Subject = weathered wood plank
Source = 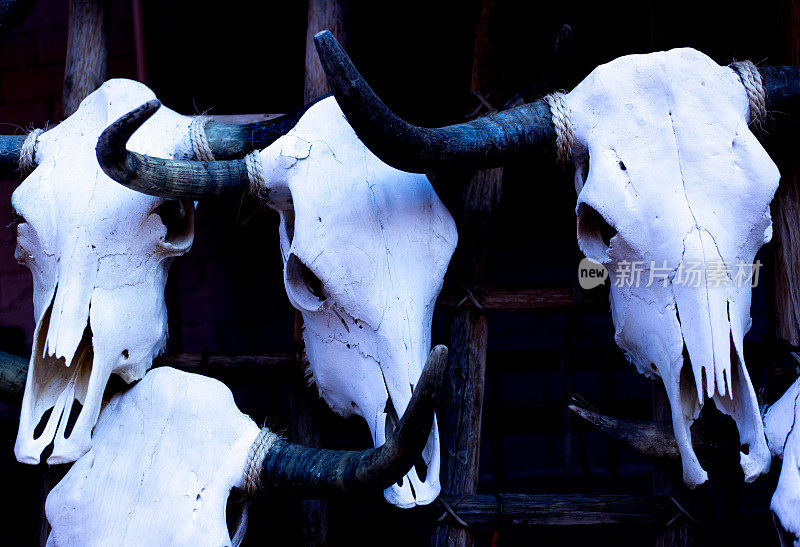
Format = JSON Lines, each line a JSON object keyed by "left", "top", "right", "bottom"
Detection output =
{"left": 62, "top": 0, "right": 108, "bottom": 118}
{"left": 773, "top": 0, "right": 800, "bottom": 345}
{"left": 426, "top": 493, "right": 670, "bottom": 527}
{"left": 441, "top": 286, "right": 607, "bottom": 311}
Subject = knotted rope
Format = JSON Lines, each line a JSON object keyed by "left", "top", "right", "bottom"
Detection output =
{"left": 189, "top": 115, "right": 215, "bottom": 161}
{"left": 241, "top": 426, "right": 280, "bottom": 496}
{"left": 730, "top": 60, "right": 766, "bottom": 128}
{"left": 245, "top": 150, "right": 268, "bottom": 202}
{"left": 19, "top": 128, "right": 42, "bottom": 178}
{"left": 544, "top": 91, "right": 574, "bottom": 165}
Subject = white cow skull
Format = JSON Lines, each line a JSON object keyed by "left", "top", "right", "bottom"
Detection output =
{"left": 45, "top": 367, "right": 258, "bottom": 547}
{"left": 569, "top": 48, "right": 777, "bottom": 487}
{"left": 765, "top": 376, "right": 800, "bottom": 546}
{"left": 13, "top": 79, "right": 195, "bottom": 464}
{"left": 46, "top": 349, "right": 447, "bottom": 545}
{"left": 96, "top": 96, "right": 458, "bottom": 509}
{"left": 262, "top": 98, "right": 457, "bottom": 507}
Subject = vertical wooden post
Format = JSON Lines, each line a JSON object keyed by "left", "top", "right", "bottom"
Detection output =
{"left": 303, "top": 0, "right": 345, "bottom": 103}
{"left": 433, "top": 2, "right": 502, "bottom": 546}
{"left": 62, "top": 0, "right": 109, "bottom": 118}
{"left": 772, "top": 0, "right": 800, "bottom": 345}
{"left": 286, "top": 2, "right": 346, "bottom": 545}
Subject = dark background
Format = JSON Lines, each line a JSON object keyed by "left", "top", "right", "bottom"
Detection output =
{"left": 0, "top": 0, "right": 796, "bottom": 545}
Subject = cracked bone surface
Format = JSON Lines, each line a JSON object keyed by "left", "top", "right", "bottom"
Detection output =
{"left": 568, "top": 48, "right": 777, "bottom": 488}
{"left": 13, "top": 79, "right": 195, "bottom": 465}
{"left": 45, "top": 367, "right": 258, "bottom": 547}
{"left": 765, "top": 377, "right": 800, "bottom": 546}
{"left": 254, "top": 97, "right": 457, "bottom": 508}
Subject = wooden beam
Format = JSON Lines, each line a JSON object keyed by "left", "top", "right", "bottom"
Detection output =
{"left": 772, "top": 0, "right": 800, "bottom": 345}
{"left": 426, "top": 493, "right": 670, "bottom": 527}
{"left": 303, "top": 0, "right": 345, "bottom": 103}
{"left": 441, "top": 286, "right": 607, "bottom": 311}
{"left": 62, "top": 0, "right": 108, "bottom": 118}
{"left": 152, "top": 351, "right": 294, "bottom": 371}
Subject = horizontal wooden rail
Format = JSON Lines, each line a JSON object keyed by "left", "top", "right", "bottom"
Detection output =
{"left": 418, "top": 494, "right": 670, "bottom": 527}
{"left": 441, "top": 286, "right": 608, "bottom": 311}
{"left": 153, "top": 352, "right": 295, "bottom": 371}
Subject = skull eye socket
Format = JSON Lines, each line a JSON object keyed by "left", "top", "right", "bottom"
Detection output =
{"left": 577, "top": 203, "right": 617, "bottom": 260}
{"left": 154, "top": 200, "right": 194, "bottom": 251}
{"left": 285, "top": 253, "right": 327, "bottom": 310}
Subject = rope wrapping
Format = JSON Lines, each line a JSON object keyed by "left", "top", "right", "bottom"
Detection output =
{"left": 730, "top": 60, "right": 767, "bottom": 128}
{"left": 544, "top": 92, "right": 574, "bottom": 165}
{"left": 189, "top": 115, "right": 215, "bottom": 161}
{"left": 245, "top": 151, "right": 268, "bottom": 202}
{"left": 19, "top": 128, "right": 42, "bottom": 178}
{"left": 241, "top": 427, "right": 280, "bottom": 496}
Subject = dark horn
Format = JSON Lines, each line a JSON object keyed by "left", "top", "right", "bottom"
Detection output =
{"left": 569, "top": 404, "right": 680, "bottom": 459}
{"left": 202, "top": 95, "right": 328, "bottom": 159}
{"left": 759, "top": 66, "right": 800, "bottom": 119}
{"left": 0, "top": 350, "right": 28, "bottom": 407}
{"left": 313, "top": 30, "right": 556, "bottom": 174}
{"left": 0, "top": 134, "right": 27, "bottom": 180}
{"left": 96, "top": 100, "right": 251, "bottom": 199}
{"left": 259, "top": 345, "right": 448, "bottom": 494}
{"left": 569, "top": 403, "right": 741, "bottom": 460}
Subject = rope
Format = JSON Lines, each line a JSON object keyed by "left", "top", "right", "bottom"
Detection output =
{"left": 245, "top": 151, "right": 268, "bottom": 202}
{"left": 544, "top": 91, "right": 574, "bottom": 165}
{"left": 241, "top": 426, "right": 280, "bottom": 496}
{"left": 19, "top": 128, "right": 42, "bottom": 178}
{"left": 730, "top": 60, "right": 766, "bottom": 128}
{"left": 189, "top": 115, "right": 215, "bottom": 161}
{"left": 455, "top": 286, "right": 485, "bottom": 310}
{"left": 436, "top": 497, "right": 470, "bottom": 528}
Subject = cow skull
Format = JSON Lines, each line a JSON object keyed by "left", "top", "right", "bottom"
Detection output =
{"left": 568, "top": 48, "right": 776, "bottom": 487}
{"left": 268, "top": 98, "right": 457, "bottom": 508}
{"left": 311, "top": 35, "right": 796, "bottom": 491}
{"left": 12, "top": 79, "right": 196, "bottom": 465}
{"left": 96, "top": 96, "right": 458, "bottom": 509}
{"left": 46, "top": 350, "right": 446, "bottom": 545}
{"left": 45, "top": 367, "right": 258, "bottom": 546}
{"left": 765, "top": 376, "right": 800, "bottom": 546}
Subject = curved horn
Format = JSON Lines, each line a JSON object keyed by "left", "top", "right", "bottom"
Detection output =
{"left": 315, "top": 29, "right": 800, "bottom": 173}
{"left": 202, "top": 95, "right": 328, "bottom": 159}
{"left": 0, "top": 134, "right": 26, "bottom": 179}
{"left": 759, "top": 66, "right": 800, "bottom": 118}
{"left": 96, "top": 100, "right": 251, "bottom": 199}
{"left": 313, "top": 30, "right": 556, "bottom": 174}
{"left": 258, "top": 345, "right": 447, "bottom": 494}
{"left": 569, "top": 402, "right": 740, "bottom": 460}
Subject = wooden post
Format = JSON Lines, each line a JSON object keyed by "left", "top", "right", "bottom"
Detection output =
{"left": 303, "top": 0, "right": 345, "bottom": 104}
{"left": 433, "top": 2, "right": 503, "bottom": 546}
{"left": 772, "top": 0, "right": 800, "bottom": 345}
{"left": 286, "top": 2, "right": 346, "bottom": 544}
{"left": 62, "top": 0, "right": 109, "bottom": 118}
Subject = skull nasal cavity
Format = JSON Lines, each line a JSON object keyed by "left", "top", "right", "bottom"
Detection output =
{"left": 578, "top": 203, "right": 617, "bottom": 255}
{"left": 295, "top": 256, "right": 324, "bottom": 299}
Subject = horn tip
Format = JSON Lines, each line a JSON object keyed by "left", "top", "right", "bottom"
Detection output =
{"left": 313, "top": 29, "right": 333, "bottom": 43}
